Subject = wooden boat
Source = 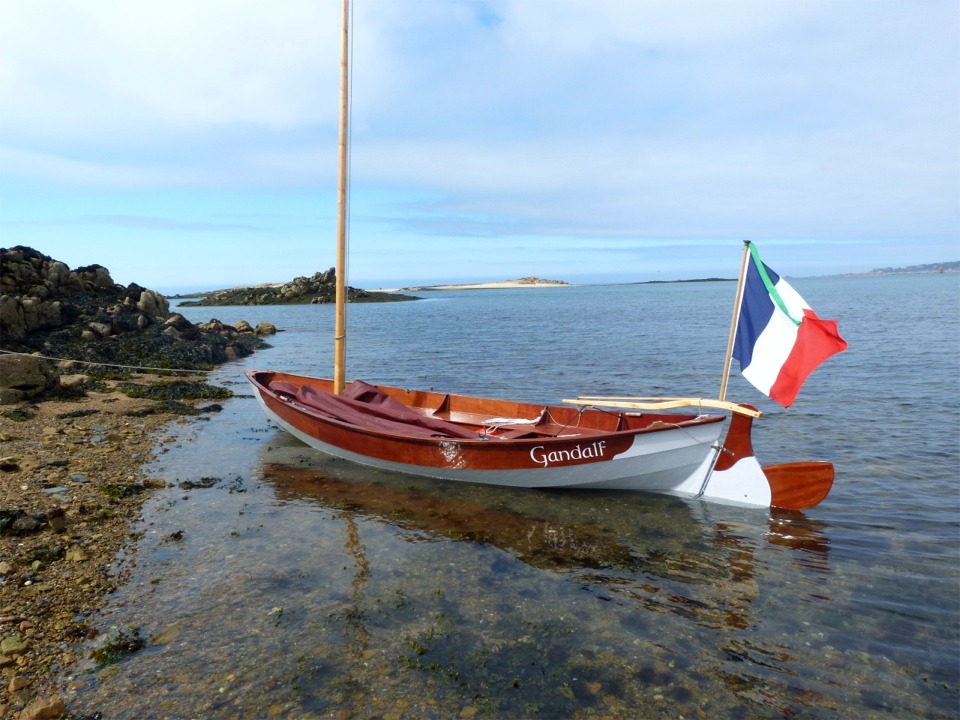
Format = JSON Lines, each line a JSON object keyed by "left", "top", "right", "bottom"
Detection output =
{"left": 245, "top": 0, "right": 838, "bottom": 511}
{"left": 246, "top": 370, "right": 833, "bottom": 509}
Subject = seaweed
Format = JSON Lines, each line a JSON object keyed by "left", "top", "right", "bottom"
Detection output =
{"left": 90, "top": 626, "right": 145, "bottom": 667}
{"left": 101, "top": 482, "right": 147, "bottom": 499}
{"left": 1, "top": 406, "right": 37, "bottom": 422}
{"left": 118, "top": 380, "right": 233, "bottom": 402}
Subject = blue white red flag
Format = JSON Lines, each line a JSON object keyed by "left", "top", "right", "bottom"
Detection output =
{"left": 732, "top": 244, "right": 847, "bottom": 407}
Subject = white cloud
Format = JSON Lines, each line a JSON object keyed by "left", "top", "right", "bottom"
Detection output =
{"left": 0, "top": 0, "right": 956, "bottom": 274}
{"left": 0, "top": 0, "right": 336, "bottom": 140}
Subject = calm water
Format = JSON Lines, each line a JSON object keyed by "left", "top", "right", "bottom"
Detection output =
{"left": 62, "top": 275, "right": 959, "bottom": 719}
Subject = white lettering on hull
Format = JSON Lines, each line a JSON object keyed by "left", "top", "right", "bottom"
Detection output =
{"left": 530, "top": 441, "right": 608, "bottom": 468}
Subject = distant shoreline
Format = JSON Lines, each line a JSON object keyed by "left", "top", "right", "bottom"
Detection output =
{"left": 635, "top": 277, "right": 734, "bottom": 285}
{"left": 169, "top": 265, "right": 959, "bottom": 299}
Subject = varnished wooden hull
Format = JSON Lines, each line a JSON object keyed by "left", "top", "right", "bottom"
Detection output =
{"left": 246, "top": 370, "right": 724, "bottom": 492}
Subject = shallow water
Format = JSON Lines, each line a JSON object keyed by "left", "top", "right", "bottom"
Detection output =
{"left": 62, "top": 275, "right": 959, "bottom": 718}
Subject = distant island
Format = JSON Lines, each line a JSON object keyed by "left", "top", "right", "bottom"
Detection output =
{"left": 176, "top": 268, "right": 419, "bottom": 306}
{"left": 395, "top": 276, "right": 571, "bottom": 292}
{"left": 169, "top": 260, "right": 959, "bottom": 308}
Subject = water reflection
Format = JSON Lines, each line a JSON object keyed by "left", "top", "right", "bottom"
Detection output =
{"left": 67, "top": 436, "right": 879, "bottom": 720}
{"left": 262, "top": 461, "right": 833, "bottom": 669}
{"left": 259, "top": 460, "right": 850, "bottom": 718}
{"left": 767, "top": 510, "right": 831, "bottom": 562}
{"left": 342, "top": 513, "right": 371, "bottom": 667}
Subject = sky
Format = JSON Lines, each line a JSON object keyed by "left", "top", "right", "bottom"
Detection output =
{"left": 0, "top": 0, "right": 957, "bottom": 294}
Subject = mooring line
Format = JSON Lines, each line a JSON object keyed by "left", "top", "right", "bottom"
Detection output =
{"left": 0, "top": 348, "right": 214, "bottom": 375}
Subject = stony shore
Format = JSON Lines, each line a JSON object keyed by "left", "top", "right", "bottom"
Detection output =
{"left": 0, "top": 373, "right": 210, "bottom": 720}
{"left": 0, "top": 246, "right": 274, "bottom": 718}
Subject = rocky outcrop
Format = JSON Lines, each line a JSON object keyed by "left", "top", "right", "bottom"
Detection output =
{"left": 0, "top": 246, "right": 273, "bottom": 403}
{"left": 0, "top": 247, "right": 170, "bottom": 343}
{"left": 179, "top": 268, "right": 418, "bottom": 306}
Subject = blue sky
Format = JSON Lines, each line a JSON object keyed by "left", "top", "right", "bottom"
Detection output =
{"left": 1, "top": 0, "right": 957, "bottom": 294}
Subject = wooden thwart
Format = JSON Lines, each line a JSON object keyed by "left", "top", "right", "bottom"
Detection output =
{"left": 563, "top": 396, "right": 763, "bottom": 418}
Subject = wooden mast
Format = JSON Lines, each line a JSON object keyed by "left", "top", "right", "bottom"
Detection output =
{"left": 333, "top": 0, "right": 350, "bottom": 394}
{"left": 718, "top": 240, "right": 752, "bottom": 402}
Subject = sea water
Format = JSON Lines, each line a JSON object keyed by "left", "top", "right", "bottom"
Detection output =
{"left": 62, "top": 274, "right": 959, "bottom": 719}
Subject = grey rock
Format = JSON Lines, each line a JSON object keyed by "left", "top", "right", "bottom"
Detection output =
{"left": 0, "top": 354, "right": 58, "bottom": 404}
{"left": 10, "top": 516, "right": 42, "bottom": 533}
{"left": 0, "top": 636, "right": 28, "bottom": 656}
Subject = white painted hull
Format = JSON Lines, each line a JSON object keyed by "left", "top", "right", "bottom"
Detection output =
{"left": 255, "top": 390, "right": 724, "bottom": 494}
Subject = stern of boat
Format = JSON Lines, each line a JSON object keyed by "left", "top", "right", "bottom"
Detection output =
{"left": 702, "top": 409, "right": 834, "bottom": 510}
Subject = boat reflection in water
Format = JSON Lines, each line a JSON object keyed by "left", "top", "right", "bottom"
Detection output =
{"left": 263, "top": 456, "right": 829, "bottom": 629}
{"left": 259, "top": 457, "right": 833, "bottom": 716}
{"left": 65, "top": 437, "right": 837, "bottom": 720}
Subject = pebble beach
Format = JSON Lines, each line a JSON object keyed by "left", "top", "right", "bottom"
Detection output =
{"left": 0, "top": 374, "right": 205, "bottom": 719}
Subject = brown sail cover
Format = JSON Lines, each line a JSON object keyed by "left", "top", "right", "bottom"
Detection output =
{"left": 268, "top": 379, "right": 480, "bottom": 440}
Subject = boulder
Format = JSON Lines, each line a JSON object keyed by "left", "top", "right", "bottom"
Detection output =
{"left": 87, "top": 321, "right": 113, "bottom": 338}
{"left": 0, "top": 295, "right": 25, "bottom": 339}
{"left": 136, "top": 288, "right": 169, "bottom": 320}
{"left": 0, "top": 353, "right": 58, "bottom": 404}
{"left": 19, "top": 694, "right": 67, "bottom": 720}
{"left": 59, "top": 374, "right": 90, "bottom": 390}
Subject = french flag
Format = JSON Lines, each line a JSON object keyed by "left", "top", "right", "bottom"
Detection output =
{"left": 733, "top": 246, "right": 847, "bottom": 407}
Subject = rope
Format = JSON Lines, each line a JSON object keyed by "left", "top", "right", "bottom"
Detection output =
{"left": 550, "top": 405, "right": 585, "bottom": 435}
{"left": 0, "top": 349, "right": 213, "bottom": 375}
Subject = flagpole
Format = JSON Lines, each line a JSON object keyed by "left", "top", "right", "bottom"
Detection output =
{"left": 719, "top": 240, "right": 753, "bottom": 402}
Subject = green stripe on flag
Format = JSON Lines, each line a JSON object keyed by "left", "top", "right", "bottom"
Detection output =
{"left": 748, "top": 243, "right": 801, "bottom": 326}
